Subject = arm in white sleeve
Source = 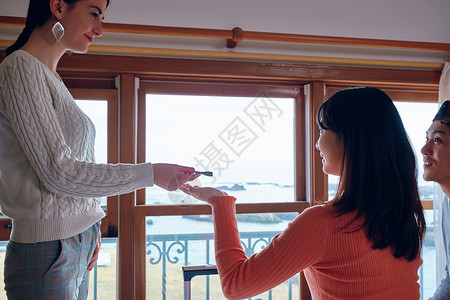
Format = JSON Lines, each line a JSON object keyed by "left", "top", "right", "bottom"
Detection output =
{"left": 0, "top": 54, "right": 153, "bottom": 198}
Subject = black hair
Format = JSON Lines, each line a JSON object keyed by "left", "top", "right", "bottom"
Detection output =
{"left": 5, "top": 0, "right": 110, "bottom": 56}
{"left": 317, "top": 86, "right": 425, "bottom": 261}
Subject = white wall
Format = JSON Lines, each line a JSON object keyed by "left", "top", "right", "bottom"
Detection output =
{"left": 2, "top": 0, "right": 450, "bottom": 43}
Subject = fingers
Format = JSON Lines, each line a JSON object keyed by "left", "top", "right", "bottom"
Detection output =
{"left": 180, "top": 184, "right": 202, "bottom": 199}
{"left": 179, "top": 184, "right": 197, "bottom": 195}
{"left": 87, "top": 240, "right": 100, "bottom": 271}
{"left": 167, "top": 172, "right": 200, "bottom": 191}
{"left": 176, "top": 165, "right": 195, "bottom": 174}
{"left": 177, "top": 167, "right": 203, "bottom": 183}
{"left": 185, "top": 173, "right": 201, "bottom": 182}
{"left": 154, "top": 163, "right": 215, "bottom": 192}
{"left": 180, "top": 184, "right": 228, "bottom": 202}
{"left": 176, "top": 166, "right": 211, "bottom": 176}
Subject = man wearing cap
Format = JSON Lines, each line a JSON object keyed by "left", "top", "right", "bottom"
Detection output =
{"left": 422, "top": 100, "right": 450, "bottom": 299}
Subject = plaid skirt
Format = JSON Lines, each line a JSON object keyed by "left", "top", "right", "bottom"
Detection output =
{"left": 4, "top": 223, "right": 100, "bottom": 300}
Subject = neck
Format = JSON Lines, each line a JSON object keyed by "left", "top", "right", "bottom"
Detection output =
{"left": 20, "top": 22, "right": 66, "bottom": 77}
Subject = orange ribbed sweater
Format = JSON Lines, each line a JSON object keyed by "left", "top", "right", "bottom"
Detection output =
{"left": 209, "top": 196, "right": 422, "bottom": 300}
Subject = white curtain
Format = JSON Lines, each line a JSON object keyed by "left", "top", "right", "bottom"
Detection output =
{"left": 435, "top": 62, "right": 450, "bottom": 283}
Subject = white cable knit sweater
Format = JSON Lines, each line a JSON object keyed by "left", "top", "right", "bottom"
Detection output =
{"left": 0, "top": 50, "right": 154, "bottom": 243}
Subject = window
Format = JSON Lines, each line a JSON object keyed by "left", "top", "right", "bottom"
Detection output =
{"left": 136, "top": 81, "right": 306, "bottom": 298}
{"left": 145, "top": 94, "right": 295, "bottom": 205}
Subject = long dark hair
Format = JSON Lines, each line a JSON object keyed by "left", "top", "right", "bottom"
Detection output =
{"left": 317, "top": 86, "right": 425, "bottom": 261}
{"left": 5, "top": 0, "right": 110, "bottom": 56}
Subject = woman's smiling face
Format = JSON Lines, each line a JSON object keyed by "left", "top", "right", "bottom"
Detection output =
{"left": 421, "top": 121, "right": 450, "bottom": 188}
{"left": 57, "top": 0, "right": 107, "bottom": 53}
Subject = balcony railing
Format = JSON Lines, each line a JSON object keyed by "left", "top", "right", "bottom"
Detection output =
{"left": 146, "top": 231, "right": 299, "bottom": 299}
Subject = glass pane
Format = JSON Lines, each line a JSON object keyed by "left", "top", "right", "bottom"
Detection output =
{"left": 75, "top": 100, "right": 108, "bottom": 164}
{"left": 75, "top": 99, "right": 108, "bottom": 207}
{"left": 145, "top": 94, "right": 295, "bottom": 204}
{"left": 395, "top": 102, "right": 437, "bottom": 200}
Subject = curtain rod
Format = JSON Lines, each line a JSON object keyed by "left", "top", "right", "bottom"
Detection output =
{"left": 1, "top": 16, "right": 449, "bottom": 52}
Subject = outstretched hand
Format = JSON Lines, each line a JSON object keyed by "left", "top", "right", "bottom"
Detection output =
{"left": 153, "top": 163, "right": 200, "bottom": 191}
{"left": 179, "top": 184, "right": 228, "bottom": 202}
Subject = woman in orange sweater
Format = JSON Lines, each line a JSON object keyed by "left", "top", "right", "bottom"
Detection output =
{"left": 181, "top": 86, "right": 426, "bottom": 300}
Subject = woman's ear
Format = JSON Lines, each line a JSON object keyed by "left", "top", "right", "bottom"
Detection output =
{"left": 49, "top": 0, "right": 64, "bottom": 19}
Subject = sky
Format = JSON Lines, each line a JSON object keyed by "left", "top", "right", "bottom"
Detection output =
{"left": 145, "top": 95, "right": 294, "bottom": 169}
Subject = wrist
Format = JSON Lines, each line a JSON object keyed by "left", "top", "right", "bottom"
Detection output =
{"left": 207, "top": 195, "right": 236, "bottom": 205}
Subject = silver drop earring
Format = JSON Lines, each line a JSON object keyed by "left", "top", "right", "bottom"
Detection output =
{"left": 52, "top": 21, "right": 65, "bottom": 42}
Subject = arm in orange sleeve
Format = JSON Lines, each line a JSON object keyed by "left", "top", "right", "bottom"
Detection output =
{"left": 208, "top": 196, "right": 330, "bottom": 299}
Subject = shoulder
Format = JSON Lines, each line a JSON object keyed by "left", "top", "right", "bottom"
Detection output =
{"left": 0, "top": 50, "right": 38, "bottom": 78}
{"left": 0, "top": 51, "right": 48, "bottom": 90}
{"left": 289, "top": 204, "right": 333, "bottom": 229}
{"left": 301, "top": 204, "right": 333, "bottom": 219}
{"left": 279, "top": 205, "right": 332, "bottom": 245}
{"left": 2, "top": 50, "right": 45, "bottom": 74}
{"left": 1, "top": 50, "right": 31, "bottom": 67}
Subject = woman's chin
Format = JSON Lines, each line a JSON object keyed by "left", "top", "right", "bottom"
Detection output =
{"left": 323, "top": 166, "right": 339, "bottom": 176}
{"left": 69, "top": 45, "right": 89, "bottom": 54}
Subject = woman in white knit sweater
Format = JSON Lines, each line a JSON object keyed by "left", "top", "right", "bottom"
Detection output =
{"left": 0, "top": 0, "right": 199, "bottom": 299}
